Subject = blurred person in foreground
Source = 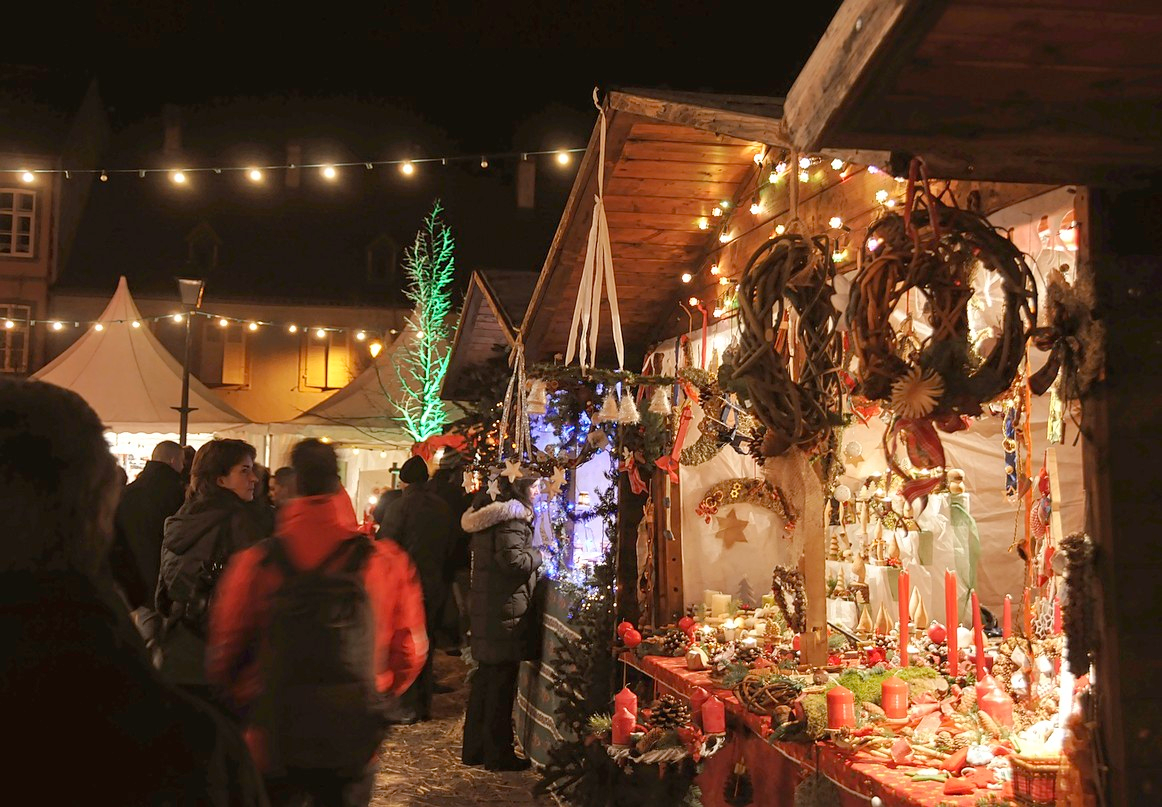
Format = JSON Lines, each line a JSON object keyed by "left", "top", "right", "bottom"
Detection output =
{"left": 0, "top": 377, "right": 266, "bottom": 805}
{"left": 269, "top": 466, "right": 297, "bottom": 510}
{"left": 209, "top": 439, "right": 428, "bottom": 806}
{"left": 157, "top": 438, "right": 262, "bottom": 703}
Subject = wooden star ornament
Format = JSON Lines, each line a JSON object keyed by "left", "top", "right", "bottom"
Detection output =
{"left": 715, "top": 508, "right": 749, "bottom": 548}
{"left": 462, "top": 469, "right": 476, "bottom": 493}
{"left": 548, "top": 466, "right": 567, "bottom": 496}
{"left": 486, "top": 478, "right": 501, "bottom": 500}
{"left": 500, "top": 458, "right": 524, "bottom": 483}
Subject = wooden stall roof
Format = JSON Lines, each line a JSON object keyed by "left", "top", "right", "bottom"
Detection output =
{"left": 443, "top": 270, "right": 538, "bottom": 400}
{"left": 783, "top": 0, "right": 1162, "bottom": 184}
{"left": 520, "top": 88, "right": 772, "bottom": 364}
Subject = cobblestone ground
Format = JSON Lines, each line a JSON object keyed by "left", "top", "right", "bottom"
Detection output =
{"left": 370, "top": 651, "right": 553, "bottom": 807}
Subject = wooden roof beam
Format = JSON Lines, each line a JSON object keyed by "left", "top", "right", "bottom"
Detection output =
{"left": 607, "top": 88, "right": 790, "bottom": 148}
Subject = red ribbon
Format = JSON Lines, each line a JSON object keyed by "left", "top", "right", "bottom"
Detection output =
{"left": 655, "top": 405, "right": 693, "bottom": 483}
{"left": 620, "top": 454, "right": 647, "bottom": 495}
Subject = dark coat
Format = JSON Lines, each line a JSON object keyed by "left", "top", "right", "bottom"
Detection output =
{"left": 462, "top": 498, "right": 542, "bottom": 664}
{"left": 377, "top": 483, "right": 454, "bottom": 621}
{"left": 112, "top": 461, "right": 186, "bottom": 610}
{"left": 157, "top": 489, "right": 261, "bottom": 686}
{"left": 0, "top": 570, "right": 267, "bottom": 806}
{"left": 429, "top": 472, "right": 473, "bottom": 575}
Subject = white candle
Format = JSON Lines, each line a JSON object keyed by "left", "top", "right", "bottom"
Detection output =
{"left": 711, "top": 593, "right": 732, "bottom": 617}
{"left": 704, "top": 589, "right": 721, "bottom": 611}
{"left": 723, "top": 618, "right": 738, "bottom": 642}
{"left": 742, "top": 636, "right": 757, "bottom": 647}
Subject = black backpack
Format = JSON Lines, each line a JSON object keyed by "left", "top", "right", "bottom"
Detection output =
{"left": 250, "top": 535, "right": 386, "bottom": 776}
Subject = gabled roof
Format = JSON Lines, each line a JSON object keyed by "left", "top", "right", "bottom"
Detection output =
{"left": 442, "top": 270, "right": 537, "bottom": 400}
{"left": 32, "top": 276, "right": 251, "bottom": 433}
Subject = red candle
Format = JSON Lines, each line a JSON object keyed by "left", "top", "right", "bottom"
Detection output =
{"left": 614, "top": 686, "right": 638, "bottom": 719}
{"left": 945, "top": 570, "right": 958, "bottom": 675}
{"left": 611, "top": 707, "right": 635, "bottom": 745}
{"left": 1022, "top": 588, "right": 1031, "bottom": 637}
{"left": 881, "top": 676, "right": 908, "bottom": 719}
{"left": 1053, "top": 596, "right": 1063, "bottom": 635}
{"left": 898, "top": 570, "right": 910, "bottom": 667}
{"left": 980, "top": 687, "right": 1015, "bottom": 728}
{"left": 702, "top": 695, "right": 726, "bottom": 734}
{"left": 1002, "top": 594, "right": 1012, "bottom": 640}
{"left": 826, "top": 684, "right": 856, "bottom": 729}
{"left": 689, "top": 686, "right": 710, "bottom": 722}
{"left": 971, "top": 590, "right": 985, "bottom": 680}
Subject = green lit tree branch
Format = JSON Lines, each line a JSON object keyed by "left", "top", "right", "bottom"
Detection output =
{"left": 393, "top": 200, "right": 455, "bottom": 442}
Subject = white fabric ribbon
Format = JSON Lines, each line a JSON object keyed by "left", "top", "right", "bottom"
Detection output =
{"left": 565, "top": 89, "right": 624, "bottom": 371}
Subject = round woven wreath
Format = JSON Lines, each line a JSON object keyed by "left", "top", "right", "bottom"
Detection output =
{"left": 770, "top": 565, "right": 807, "bottom": 634}
{"left": 734, "top": 671, "right": 803, "bottom": 716}
{"left": 847, "top": 162, "right": 1037, "bottom": 423}
{"left": 729, "top": 232, "right": 843, "bottom": 457}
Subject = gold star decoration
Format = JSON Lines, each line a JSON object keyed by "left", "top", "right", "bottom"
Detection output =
{"left": 486, "top": 478, "right": 501, "bottom": 500}
{"left": 462, "top": 470, "right": 476, "bottom": 493}
{"left": 500, "top": 458, "right": 524, "bottom": 483}
{"left": 548, "top": 466, "right": 567, "bottom": 496}
{"left": 715, "top": 508, "right": 749, "bottom": 548}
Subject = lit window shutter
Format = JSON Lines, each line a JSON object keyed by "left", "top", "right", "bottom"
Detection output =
{"left": 202, "top": 326, "right": 224, "bottom": 384}
{"left": 326, "top": 332, "right": 351, "bottom": 387}
{"left": 305, "top": 337, "right": 327, "bottom": 388}
{"left": 222, "top": 329, "right": 247, "bottom": 386}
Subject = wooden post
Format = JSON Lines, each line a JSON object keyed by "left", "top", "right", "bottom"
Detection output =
{"left": 1078, "top": 181, "right": 1162, "bottom": 806}
{"left": 654, "top": 473, "right": 685, "bottom": 624}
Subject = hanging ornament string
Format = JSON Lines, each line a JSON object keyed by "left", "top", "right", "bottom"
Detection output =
{"left": 564, "top": 88, "right": 625, "bottom": 371}
{"left": 497, "top": 340, "right": 534, "bottom": 466}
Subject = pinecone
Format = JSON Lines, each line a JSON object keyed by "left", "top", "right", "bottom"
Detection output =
{"left": 635, "top": 727, "right": 667, "bottom": 754}
{"left": 953, "top": 733, "right": 976, "bottom": 750}
{"left": 735, "top": 645, "right": 762, "bottom": 665}
{"left": 648, "top": 694, "right": 691, "bottom": 730}
{"left": 956, "top": 686, "right": 977, "bottom": 714}
{"left": 935, "top": 731, "right": 953, "bottom": 753}
{"left": 662, "top": 629, "right": 689, "bottom": 657}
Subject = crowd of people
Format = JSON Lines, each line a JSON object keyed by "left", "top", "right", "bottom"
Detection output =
{"left": 0, "top": 377, "right": 544, "bottom": 806}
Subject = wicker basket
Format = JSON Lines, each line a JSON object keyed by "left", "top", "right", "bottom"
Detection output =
{"left": 1010, "top": 754, "right": 1062, "bottom": 807}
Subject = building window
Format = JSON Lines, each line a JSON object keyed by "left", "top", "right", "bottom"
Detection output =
{"left": 0, "top": 190, "right": 36, "bottom": 257}
{"left": 201, "top": 324, "right": 248, "bottom": 386}
{"left": 300, "top": 331, "right": 352, "bottom": 390}
{"left": 0, "top": 303, "right": 31, "bottom": 373}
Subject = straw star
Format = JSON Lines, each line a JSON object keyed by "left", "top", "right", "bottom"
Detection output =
{"left": 501, "top": 458, "right": 524, "bottom": 483}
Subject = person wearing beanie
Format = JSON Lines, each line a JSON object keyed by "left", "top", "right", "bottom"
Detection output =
{"left": 377, "top": 453, "right": 455, "bottom": 723}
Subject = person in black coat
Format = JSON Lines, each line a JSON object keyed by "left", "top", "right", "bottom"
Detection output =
{"left": 157, "top": 438, "right": 262, "bottom": 704}
{"left": 460, "top": 473, "right": 542, "bottom": 771}
{"left": 377, "top": 455, "right": 454, "bottom": 723}
{"left": 111, "top": 441, "right": 187, "bottom": 611}
{"left": 0, "top": 377, "right": 267, "bottom": 806}
{"left": 429, "top": 449, "right": 474, "bottom": 651}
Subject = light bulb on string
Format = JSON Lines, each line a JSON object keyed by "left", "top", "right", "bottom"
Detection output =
{"left": 719, "top": 276, "right": 729, "bottom": 286}
{"left": 829, "top": 216, "right": 843, "bottom": 229}
{"left": 248, "top": 168, "right": 263, "bottom": 182}
{"left": 172, "top": 313, "right": 183, "bottom": 323}
{"left": 680, "top": 272, "right": 692, "bottom": 284}
{"left": 480, "top": 157, "right": 489, "bottom": 168}
{"left": 750, "top": 201, "right": 762, "bottom": 215}
{"left": 798, "top": 169, "right": 809, "bottom": 182}
{"left": 753, "top": 149, "right": 765, "bottom": 165}
{"left": 867, "top": 165, "right": 880, "bottom": 174}
{"left": 171, "top": 170, "right": 187, "bottom": 184}
{"left": 355, "top": 330, "right": 366, "bottom": 341}
{"left": 719, "top": 232, "right": 731, "bottom": 243}
{"left": 416, "top": 330, "right": 425, "bottom": 339}
{"left": 94, "top": 323, "right": 104, "bottom": 332}
{"left": 400, "top": 161, "right": 415, "bottom": 176}
{"left": 369, "top": 340, "right": 383, "bottom": 358}
{"left": 830, "top": 158, "right": 844, "bottom": 170}
{"left": 20, "top": 171, "right": 34, "bottom": 183}
{"left": 697, "top": 218, "right": 709, "bottom": 230}
{"left": 248, "top": 322, "right": 259, "bottom": 331}
{"left": 322, "top": 165, "right": 337, "bottom": 180}
{"left": 218, "top": 318, "right": 229, "bottom": 328}
{"left": 713, "top": 307, "right": 723, "bottom": 317}
{"left": 866, "top": 237, "right": 882, "bottom": 252}
{"left": 315, "top": 328, "right": 326, "bottom": 339}
{"left": 688, "top": 296, "right": 699, "bottom": 307}
{"left": 712, "top": 206, "right": 723, "bottom": 217}
{"left": 288, "top": 324, "right": 298, "bottom": 333}
{"left": 131, "top": 320, "right": 141, "bottom": 328}
{"left": 876, "top": 189, "right": 889, "bottom": 203}
{"left": 99, "top": 171, "right": 108, "bottom": 182}
{"left": 798, "top": 156, "right": 811, "bottom": 169}
{"left": 555, "top": 150, "right": 571, "bottom": 165}
{"left": 52, "top": 321, "right": 63, "bottom": 331}
{"left": 4, "top": 320, "right": 13, "bottom": 329}
{"left": 775, "top": 224, "right": 786, "bottom": 235}
{"left": 710, "top": 264, "right": 720, "bottom": 276}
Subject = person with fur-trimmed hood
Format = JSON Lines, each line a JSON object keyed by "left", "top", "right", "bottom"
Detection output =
{"left": 460, "top": 472, "right": 542, "bottom": 771}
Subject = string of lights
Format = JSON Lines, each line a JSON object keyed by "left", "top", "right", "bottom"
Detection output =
{"left": 3, "top": 146, "right": 584, "bottom": 184}
{"left": 4, "top": 310, "right": 402, "bottom": 356}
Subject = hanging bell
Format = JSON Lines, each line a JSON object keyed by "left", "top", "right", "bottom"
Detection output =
{"left": 617, "top": 391, "right": 641, "bottom": 424}
{"left": 596, "top": 390, "right": 620, "bottom": 423}
{"left": 649, "top": 386, "right": 672, "bottom": 416}
{"left": 526, "top": 379, "right": 548, "bottom": 416}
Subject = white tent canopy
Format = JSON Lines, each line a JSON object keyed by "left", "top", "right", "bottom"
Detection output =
{"left": 33, "top": 276, "right": 251, "bottom": 433}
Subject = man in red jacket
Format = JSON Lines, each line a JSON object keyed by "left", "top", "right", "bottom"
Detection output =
{"left": 208, "top": 439, "right": 428, "bottom": 807}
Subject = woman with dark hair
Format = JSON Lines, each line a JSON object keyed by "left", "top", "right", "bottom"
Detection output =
{"left": 460, "top": 473, "right": 542, "bottom": 771}
{"left": 156, "top": 438, "right": 261, "bottom": 702}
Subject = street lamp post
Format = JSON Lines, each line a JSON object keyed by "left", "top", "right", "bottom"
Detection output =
{"left": 174, "top": 277, "right": 205, "bottom": 446}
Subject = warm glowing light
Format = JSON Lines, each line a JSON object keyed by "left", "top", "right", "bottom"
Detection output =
{"left": 322, "top": 165, "right": 337, "bottom": 180}
{"left": 799, "top": 156, "right": 811, "bottom": 169}
{"left": 713, "top": 308, "right": 723, "bottom": 317}
{"left": 798, "top": 169, "right": 809, "bottom": 182}
{"left": 355, "top": 330, "right": 366, "bottom": 341}
{"left": 775, "top": 224, "right": 786, "bottom": 235}
{"left": 248, "top": 322, "right": 259, "bottom": 331}
{"left": 680, "top": 272, "right": 692, "bottom": 283}
{"left": 886, "top": 199, "right": 897, "bottom": 209}
{"left": 720, "top": 201, "right": 730, "bottom": 209}
{"left": 400, "top": 161, "right": 416, "bottom": 175}
{"left": 368, "top": 495, "right": 378, "bottom": 506}
{"left": 719, "top": 276, "right": 729, "bottom": 286}
{"left": 99, "top": 171, "right": 108, "bottom": 182}
{"left": 867, "top": 165, "right": 880, "bottom": 175}
{"left": 479, "top": 157, "right": 489, "bottom": 168}
{"left": 170, "top": 170, "right": 188, "bottom": 184}
{"left": 829, "top": 216, "right": 843, "bottom": 229}
{"left": 369, "top": 340, "right": 383, "bottom": 358}
{"left": 832, "top": 249, "right": 848, "bottom": 263}
{"left": 315, "top": 328, "right": 326, "bottom": 339}
{"left": 416, "top": 330, "right": 425, "bottom": 339}
{"left": 750, "top": 202, "right": 762, "bottom": 215}
{"left": 94, "top": 323, "right": 104, "bottom": 332}
{"left": 775, "top": 161, "right": 788, "bottom": 175}
{"left": 51, "top": 321, "right": 63, "bottom": 331}
{"left": 876, "top": 189, "right": 889, "bottom": 203}
{"left": 288, "top": 324, "right": 298, "bottom": 333}
{"left": 831, "top": 158, "right": 844, "bottom": 170}
{"left": 555, "top": 150, "right": 571, "bottom": 165}
{"left": 379, "top": 451, "right": 387, "bottom": 458}
{"left": 710, "top": 264, "right": 720, "bottom": 275}
{"left": 894, "top": 176, "right": 906, "bottom": 183}
{"left": 753, "top": 151, "right": 764, "bottom": 164}
{"left": 866, "top": 237, "right": 882, "bottom": 251}
{"left": 172, "top": 313, "right": 183, "bottom": 323}
{"left": 3, "top": 320, "right": 13, "bottom": 329}
{"left": 353, "top": 448, "right": 360, "bottom": 455}
{"left": 131, "top": 320, "right": 141, "bottom": 328}
{"left": 320, "top": 436, "right": 331, "bottom": 444}
{"left": 697, "top": 218, "right": 709, "bottom": 230}
{"left": 20, "top": 171, "right": 34, "bottom": 183}
{"left": 719, "top": 232, "right": 730, "bottom": 243}
{"left": 712, "top": 206, "right": 723, "bottom": 217}
{"left": 248, "top": 168, "right": 263, "bottom": 182}
{"left": 688, "top": 297, "right": 699, "bottom": 307}
{"left": 218, "top": 318, "right": 229, "bottom": 328}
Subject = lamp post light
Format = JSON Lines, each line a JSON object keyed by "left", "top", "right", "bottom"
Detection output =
{"left": 174, "top": 277, "right": 205, "bottom": 446}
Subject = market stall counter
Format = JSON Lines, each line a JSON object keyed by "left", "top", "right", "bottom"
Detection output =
{"left": 622, "top": 652, "right": 1011, "bottom": 807}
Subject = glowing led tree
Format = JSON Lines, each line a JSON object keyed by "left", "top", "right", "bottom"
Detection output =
{"left": 393, "top": 201, "right": 455, "bottom": 441}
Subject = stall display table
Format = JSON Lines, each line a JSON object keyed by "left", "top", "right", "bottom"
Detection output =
{"left": 622, "top": 653, "right": 1008, "bottom": 807}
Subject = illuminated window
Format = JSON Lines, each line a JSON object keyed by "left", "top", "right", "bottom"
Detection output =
{"left": 0, "top": 190, "right": 36, "bottom": 257}
{"left": 300, "top": 330, "right": 352, "bottom": 391}
{"left": 201, "top": 323, "right": 248, "bottom": 386}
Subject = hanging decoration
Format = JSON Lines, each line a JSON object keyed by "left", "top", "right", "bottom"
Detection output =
{"left": 770, "top": 566, "right": 808, "bottom": 634}
{"left": 617, "top": 390, "right": 641, "bottom": 424}
{"left": 526, "top": 379, "right": 548, "bottom": 415}
{"left": 649, "top": 385, "right": 673, "bottom": 416}
{"left": 1028, "top": 267, "right": 1104, "bottom": 413}
{"left": 496, "top": 340, "right": 535, "bottom": 472}
{"left": 679, "top": 367, "right": 760, "bottom": 466}
{"left": 655, "top": 404, "right": 693, "bottom": 483}
{"left": 595, "top": 390, "right": 620, "bottom": 423}
{"left": 564, "top": 89, "right": 624, "bottom": 371}
{"left": 695, "top": 478, "right": 795, "bottom": 526}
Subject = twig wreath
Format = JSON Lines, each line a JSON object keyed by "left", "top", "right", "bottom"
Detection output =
{"left": 770, "top": 565, "right": 807, "bottom": 634}
{"left": 847, "top": 159, "right": 1038, "bottom": 427}
{"left": 729, "top": 232, "right": 844, "bottom": 458}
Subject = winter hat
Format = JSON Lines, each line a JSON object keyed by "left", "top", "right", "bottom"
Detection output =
{"left": 399, "top": 455, "right": 430, "bottom": 485}
{"left": 438, "top": 448, "right": 464, "bottom": 471}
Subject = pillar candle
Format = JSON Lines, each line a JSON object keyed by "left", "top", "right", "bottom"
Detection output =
{"left": 762, "top": 593, "right": 776, "bottom": 609}
{"left": 1053, "top": 596, "right": 1063, "bottom": 635}
{"left": 1002, "top": 594, "right": 1012, "bottom": 640}
{"left": 711, "top": 593, "right": 733, "bottom": 618}
{"left": 826, "top": 684, "right": 856, "bottom": 729}
{"left": 898, "top": 570, "right": 910, "bottom": 667}
{"left": 945, "top": 570, "right": 958, "bottom": 675}
{"left": 1022, "top": 588, "right": 1031, "bottom": 637}
{"left": 704, "top": 589, "right": 720, "bottom": 611}
{"left": 971, "top": 590, "right": 985, "bottom": 680}
{"left": 881, "top": 675, "right": 908, "bottom": 719}
{"left": 690, "top": 686, "right": 711, "bottom": 719}
{"left": 979, "top": 686, "right": 1015, "bottom": 728}
{"left": 614, "top": 686, "right": 638, "bottom": 720}
{"left": 611, "top": 707, "right": 635, "bottom": 745}
{"left": 702, "top": 696, "right": 726, "bottom": 734}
